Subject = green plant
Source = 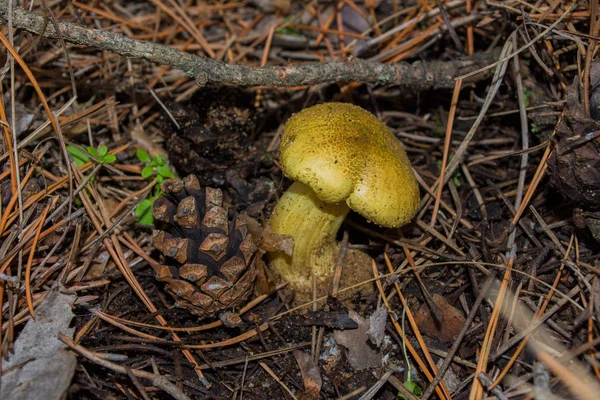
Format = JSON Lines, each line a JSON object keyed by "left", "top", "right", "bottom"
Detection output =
{"left": 431, "top": 114, "right": 445, "bottom": 138}
{"left": 135, "top": 149, "right": 177, "bottom": 225}
{"left": 397, "top": 307, "right": 423, "bottom": 400}
{"left": 67, "top": 145, "right": 89, "bottom": 167}
{"left": 519, "top": 86, "right": 532, "bottom": 108}
{"left": 399, "top": 380, "right": 422, "bottom": 399}
{"left": 67, "top": 144, "right": 116, "bottom": 167}
{"left": 136, "top": 149, "right": 176, "bottom": 183}
{"left": 67, "top": 144, "right": 117, "bottom": 188}
{"left": 89, "top": 145, "right": 117, "bottom": 164}
{"left": 275, "top": 16, "right": 302, "bottom": 36}
{"left": 530, "top": 122, "right": 537, "bottom": 134}
{"left": 436, "top": 160, "right": 462, "bottom": 187}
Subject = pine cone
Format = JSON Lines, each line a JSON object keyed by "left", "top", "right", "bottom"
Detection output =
{"left": 548, "top": 65, "right": 600, "bottom": 211}
{"left": 151, "top": 175, "right": 257, "bottom": 317}
{"left": 164, "top": 87, "right": 260, "bottom": 187}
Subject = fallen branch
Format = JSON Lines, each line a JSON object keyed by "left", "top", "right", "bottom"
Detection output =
{"left": 0, "top": 1, "right": 492, "bottom": 89}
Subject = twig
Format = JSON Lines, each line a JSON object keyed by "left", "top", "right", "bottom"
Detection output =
{"left": 58, "top": 334, "right": 191, "bottom": 400}
{"left": 0, "top": 0, "right": 493, "bottom": 89}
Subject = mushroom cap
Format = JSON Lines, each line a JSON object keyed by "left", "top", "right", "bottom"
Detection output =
{"left": 281, "top": 102, "right": 420, "bottom": 228}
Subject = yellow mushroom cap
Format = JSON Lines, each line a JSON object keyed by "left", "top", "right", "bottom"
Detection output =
{"left": 281, "top": 102, "right": 420, "bottom": 228}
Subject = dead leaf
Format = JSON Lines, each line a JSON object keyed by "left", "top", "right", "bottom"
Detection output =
{"left": 238, "top": 212, "right": 264, "bottom": 245}
{"left": 413, "top": 294, "right": 466, "bottom": 343}
{"left": 436, "top": 359, "right": 461, "bottom": 393}
{"left": 333, "top": 311, "right": 385, "bottom": 370}
{"left": 253, "top": 257, "right": 277, "bottom": 296}
{"left": 1, "top": 288, "right": 77, "bottom": 400}
{"left": 260, "top": 223, "right": 294, "bottom": 256}
{"left": 367, "top": 305, "right": 388, "bottom": 347}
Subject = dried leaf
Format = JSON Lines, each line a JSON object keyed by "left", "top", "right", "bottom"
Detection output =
{"left": 367, "top": 305, "right": 388, "bottom": 347}
{"left": 333, "top": 311, "right": 384, "bottom": 370}
{"left": 260, "top": 224, "right": 294, "bottom": 256}
{"left": 413, "top": 294, "right": 466, "bottom": 343}
{"left": 1, "top": 288, "right": 77, "bottom": 400}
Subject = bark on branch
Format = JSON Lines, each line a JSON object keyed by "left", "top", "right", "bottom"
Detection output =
{"left": 0, "top": 1, "right": 492, "bottom": 89}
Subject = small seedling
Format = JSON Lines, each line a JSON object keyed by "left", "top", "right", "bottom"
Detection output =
{"left": 136, "top": 149, "right": 176, "bottom": 183}
{"left": 518, "top": 86, "right": 532, "bottom": 108}
{"left": 436, "top": 160, "right": 462, "bottom": 187}
{"left": 88, "top": 145, "right": 117, "bottom": 164}
{"left": 431, "top": 114, "right": 445, "bottom": 138}
{"left": 135, "top": 149, "right": 177, "bottom": 225}
{"left": 67, "top": 144, "right": 117, "bottom": 167}
{"left": 276, "top": 16, "right": 302, "bottom": 36}
{"left": 530, "top": 122, "right": 537, "bottom": 134}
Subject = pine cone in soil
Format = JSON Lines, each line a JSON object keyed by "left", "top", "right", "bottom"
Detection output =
{"left": 547, "top": 61, "right": 600, "bottom": 241}
{"left": 164, "top": 87, "right": 260, "bottom": 187}
{"left": 151, "top": 175, "right": 257, "bottom": 317}
{"left": 548, "top": 63, "right": 600, "bottom": 210}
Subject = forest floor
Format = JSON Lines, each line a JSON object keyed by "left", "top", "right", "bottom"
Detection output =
{"left": 0, "top": 1, "right": 599, "bottom": 399}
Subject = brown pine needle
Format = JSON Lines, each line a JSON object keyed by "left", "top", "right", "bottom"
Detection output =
{"left": 24, "top": 199, "right": 55, "bottom": 318}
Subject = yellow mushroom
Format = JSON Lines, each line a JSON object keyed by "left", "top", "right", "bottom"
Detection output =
{"left": 268, "top": 102, "right": 420, "bottom": 302}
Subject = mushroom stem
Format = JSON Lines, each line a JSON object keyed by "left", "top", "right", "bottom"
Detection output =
{"left": 268, "top": 181, "right": 350, "bottom": 297}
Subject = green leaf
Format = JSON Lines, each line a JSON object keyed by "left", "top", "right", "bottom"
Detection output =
{"left": 141, "top": 166, "right": 154, "bottom": 179}
{"left": 103, "top": 154, "right": 116, "bottom": 164}
{"left": 87, "top": 146, "right": 99, "bottom": 157}
{"left": 67, "top": 145, "right": 89, "bottom": 167}
{"left": 98, "top": 145, "right": 108, "bottom": 157}
{"left": 138, "top": 211, "right": 154, "bottom": 225}
{"left": 136, "top": 148, "right": 151, "bottom": 163}
{"left": 452, "top": 173, "right": 462, "bottom": 188}
{"left": 155, "top": 155, "right": 166, "bottom": 166}
{"left": 135, "top": 198, "right": 152, "bottom": 217}
{"left": 135, "top": 198, "right": 154, "bottom": 225}
{"left": 156, "top": 175, "right": 164, "bottom": 184}
{"left": 157, "top": 165, "right": 176, "bottom": 179}
{"left": 67, "top": 145, "right": 88, "bottom": 160}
